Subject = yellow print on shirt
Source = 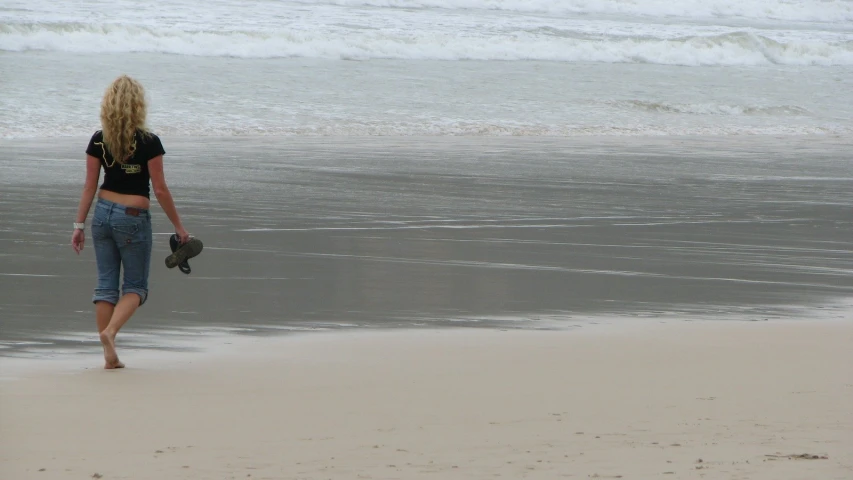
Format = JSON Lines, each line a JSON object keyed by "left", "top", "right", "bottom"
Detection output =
{"left": 94, "top": 138, "right": 137, "bottom": 168}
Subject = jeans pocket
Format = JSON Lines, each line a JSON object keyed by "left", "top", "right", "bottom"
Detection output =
{"left": 112, "top": 222, "right": 141, "bottom": 245}
{"left": 113, "top": 223, "right": 140, "bottom": 235}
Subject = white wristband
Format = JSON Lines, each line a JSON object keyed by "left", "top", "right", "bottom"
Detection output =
{"left": 73, "top": 222, "right": 85, "bottom": 230}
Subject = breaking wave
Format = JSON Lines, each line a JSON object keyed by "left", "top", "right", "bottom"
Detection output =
{"left": 3, "top": 121, "right": 850, "bottom": 139}
{"left": 289, "top": 0, "right": 853, "bottom": 24}
{"left": 2, "top": 24, "right": 852, "bottom": 66}
{"left": 617, "top": 101, "right": 812, "bottom": 116}
{"left": 284, "top": 0, "right": 853, "bottom": 23}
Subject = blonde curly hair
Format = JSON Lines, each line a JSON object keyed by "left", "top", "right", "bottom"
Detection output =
{"left": 100, "top": 75, "right": 149, "bottom": 164}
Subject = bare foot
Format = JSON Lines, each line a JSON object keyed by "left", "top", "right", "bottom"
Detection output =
{"left": 99, "top": 329, "right": 124, "bottom": 369}
{"left": 104, "top": 359, "right": 125, "bottom": 369}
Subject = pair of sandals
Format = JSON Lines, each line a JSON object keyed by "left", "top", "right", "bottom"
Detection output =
{"left": 166, "top": 234, "right": 204, "bottom": 274}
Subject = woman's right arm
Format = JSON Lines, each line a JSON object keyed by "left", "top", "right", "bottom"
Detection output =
{"left": 71, "top": 155, "right": 103, "bottom": 254}
{"left": 148, "top": 155, "right": 190, "bottom": 243}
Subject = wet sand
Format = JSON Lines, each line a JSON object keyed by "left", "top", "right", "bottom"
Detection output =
{"left": 2, "top": 321, "right": 852, "bottom": 480}
{"left": 0, "top": 136, "right": 851, "bottom": 359}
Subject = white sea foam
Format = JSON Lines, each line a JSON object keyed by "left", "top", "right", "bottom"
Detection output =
{"left": 614, "top": 101, "right": 812, "bottom": 116}
{"left": 287, "top": 0, "right": 853, "bottom": 23}
{"left": 2, "top": 121, "right": 850, "bottom": 139}
{"left": 2, "top": 23, "right": 852, "bottom": 66}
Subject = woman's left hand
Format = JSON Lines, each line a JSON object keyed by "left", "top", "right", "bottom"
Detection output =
{"left": 72, "top": 229, "right": 85, "bottom": 254}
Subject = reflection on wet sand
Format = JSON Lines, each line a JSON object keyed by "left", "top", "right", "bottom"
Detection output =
{"left": 1, "top": 136, "right": 851, "bottom": 356}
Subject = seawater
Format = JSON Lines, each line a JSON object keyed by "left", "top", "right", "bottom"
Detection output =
{"left": 1, "top": 0, "right": 852, "bottom": 138}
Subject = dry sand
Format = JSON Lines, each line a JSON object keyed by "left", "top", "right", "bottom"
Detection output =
{"left": 2, "top": 320, "right": 852, "bottom": 480}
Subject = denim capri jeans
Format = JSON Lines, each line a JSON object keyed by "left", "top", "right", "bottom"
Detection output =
{"left": 91, "top": 198, "right": 153, "bottom": 305}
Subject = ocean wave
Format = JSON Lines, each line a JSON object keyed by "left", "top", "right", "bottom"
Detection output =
{"left": 2, "top": 24, "right": 852, "bottom": 66}
{"left": 616, "top": 101, "right": 812, "bottom": 116}
{"left": 289, "top": 0, "right": 853, "bottom": 24}
{"left": 3, "top": 121, "right": 850, "bottom": 139}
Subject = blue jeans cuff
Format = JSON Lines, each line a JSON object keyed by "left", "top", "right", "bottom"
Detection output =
{"left": 122, "top": 288, "right": 149, "bottom": 306}
{"left": 92, "top": 290, "right": 119, "bottom": 305}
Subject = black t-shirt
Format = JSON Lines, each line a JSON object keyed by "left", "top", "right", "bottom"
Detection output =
{"left": 86, "top": 130, "right": 165, "bottom": 198}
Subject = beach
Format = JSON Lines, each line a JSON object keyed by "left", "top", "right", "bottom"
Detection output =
{"left": 3, "top": 1, "right": 853, "bottom": 478}
{"left": 1, "top": 135, "right": 851, "bottom": 480}
{"left": 2, "top": 321, "right": 852, "bottom": 480}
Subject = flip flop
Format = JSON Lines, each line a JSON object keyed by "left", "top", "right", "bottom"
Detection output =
{"left": 166, "top": 234, "right": 203, "bottom": 273}
{"left": 168, "top": 234, "right": 192, "bottom": 274}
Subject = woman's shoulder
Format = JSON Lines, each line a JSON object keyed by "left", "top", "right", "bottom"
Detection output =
{"left": 136, "top": 129, "right": 166, "bottom": 159}
{"left": 136, "top": 129, "right": 164, "bottom": 144}
{"left": 136, "top": 129, "right": 160, "bottom": 141}
{"left": 90, "top": 130, "right": 104, "bottom": 142}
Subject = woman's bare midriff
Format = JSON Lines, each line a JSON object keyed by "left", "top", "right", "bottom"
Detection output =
{"left": 98, "top": 189, "right": 151, "bottom": 210}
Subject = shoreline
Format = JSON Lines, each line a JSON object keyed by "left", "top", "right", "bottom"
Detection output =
{"left": 2, "top": 302, "right": 850, "bottom": 378}
{"left": 2, "top": 319, "right": 851, "bottom": 479}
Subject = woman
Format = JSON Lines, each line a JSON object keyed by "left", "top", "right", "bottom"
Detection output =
{"left": 71, "top": 75, "right": 190, "bottom": 369}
